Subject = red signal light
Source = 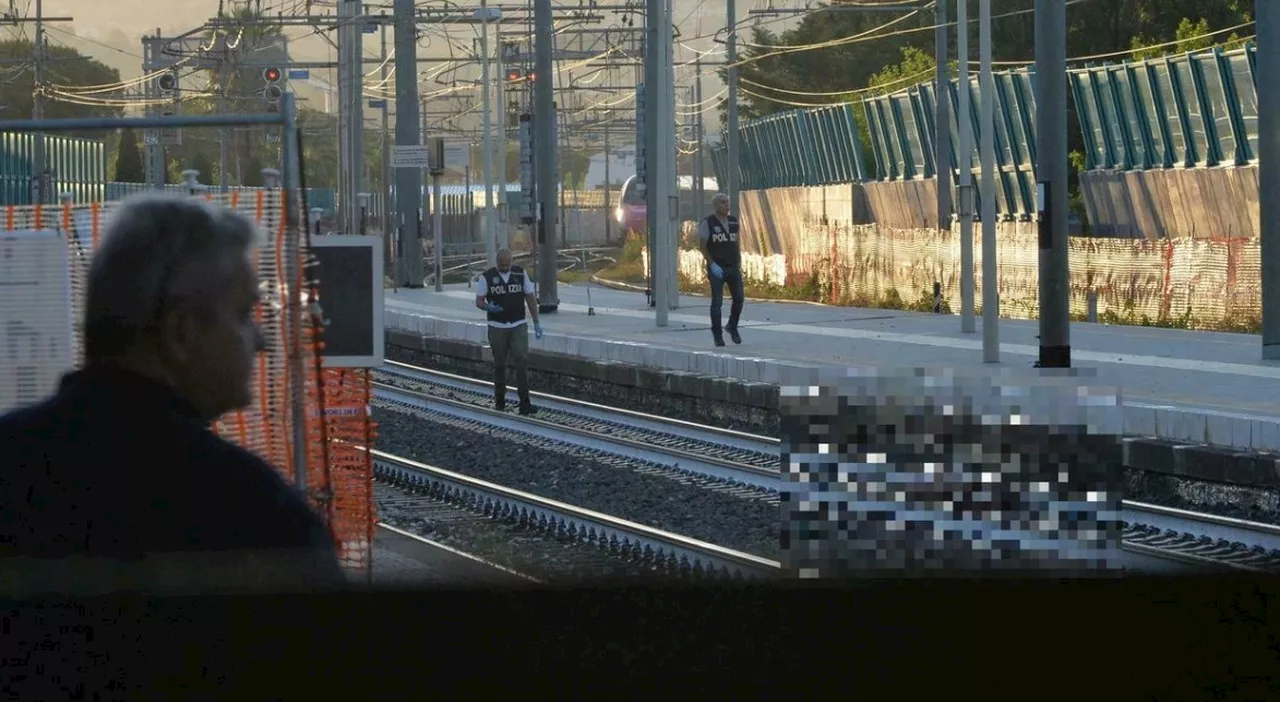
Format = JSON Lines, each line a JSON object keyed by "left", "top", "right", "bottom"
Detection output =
{"left": 263, "top": 67, "right": 282, "bottom": 83}
{"left": 505, "top": 68, "right": 520, "bottom": 82}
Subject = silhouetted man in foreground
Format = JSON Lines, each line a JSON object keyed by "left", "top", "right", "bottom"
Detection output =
{"left": 0, "top": 193, "right": 345, "bottom": 597}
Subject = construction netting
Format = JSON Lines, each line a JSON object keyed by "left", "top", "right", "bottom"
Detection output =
{"left": 672, "top": 220, "right": 1262, "bottom": 332}
{"left": 4, "top": 191, "right": 375, "bottom": 575}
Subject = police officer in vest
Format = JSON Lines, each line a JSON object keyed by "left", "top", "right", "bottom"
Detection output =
{"left": 474, "top": 248, "right": 542, "bottom": 415}
{"left": 697, "top": 192, "right": 744, "bottom": 347}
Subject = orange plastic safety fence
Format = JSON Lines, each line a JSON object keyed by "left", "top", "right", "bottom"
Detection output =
{"left": 1, "top": 192, "right": 376, "bottom": 576}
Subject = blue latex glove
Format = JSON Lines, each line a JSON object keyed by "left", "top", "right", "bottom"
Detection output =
{"left": 708, "top": 262, "right": 724, "bottom": 280}
{"left": 534, "top": 322, "right": 544, "bottom": 340}
{"left": 485, "top": 302, "right": 505, "bottom": 313}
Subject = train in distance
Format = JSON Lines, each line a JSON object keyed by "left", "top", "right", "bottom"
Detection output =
{"left": 615, "top": 175, "right": 719, "bottom": 236}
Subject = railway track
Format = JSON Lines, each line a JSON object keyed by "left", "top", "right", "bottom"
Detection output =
{"left": 372, "top": 450, "right": 782, "bottom": 580}
{"left": 373, "top": 361, "right": 1280, "bottom": 574}
{"left": 374, "top": 361, "right": 779, "bottom": 495}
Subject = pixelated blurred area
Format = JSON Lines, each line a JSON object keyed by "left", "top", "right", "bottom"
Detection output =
{"left": 781, "top": 367, "right": 1125, "bottom": 578}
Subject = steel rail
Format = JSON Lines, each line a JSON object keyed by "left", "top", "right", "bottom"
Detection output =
{"left": 380, "top": 361, "right": 778, "bottom": 454}
{"left": 371, "top": 381, "right": 781, "bottom": 491}
{"left": 372, "top": 449, "right": 782, "bottom": 578}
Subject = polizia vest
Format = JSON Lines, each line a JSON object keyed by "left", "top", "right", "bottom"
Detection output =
{"left": 481, "top": 265, "right": 528, "bottom": 325}
{"left": 705, "top": 214, "right": 741, "bottom": 268}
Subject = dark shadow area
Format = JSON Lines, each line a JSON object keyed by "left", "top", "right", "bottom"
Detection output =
{"left": 1, "top": 578, "right": 1276, "bottom": 699}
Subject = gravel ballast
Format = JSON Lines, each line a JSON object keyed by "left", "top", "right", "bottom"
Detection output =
{"left": 373, "top": 404, "right": 781, "bottom": 560}
{"left": 374, "top": 483, "right": 673, "bottom": 583}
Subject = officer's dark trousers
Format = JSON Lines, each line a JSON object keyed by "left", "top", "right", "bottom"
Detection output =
{"left": 488, "top": 323, "right": 530, "bottom": 406}
{"left": 708, "top": 265, "right": 745, "bottom": 336}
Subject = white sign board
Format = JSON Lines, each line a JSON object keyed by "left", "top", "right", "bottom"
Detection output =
{"left": 443, "top": 143, "right": 471, "bottom": 171}
{"left": 392, "top": 145, "right": 434, "bottom": 169}
{"left": 0, "top": 229, "right": 74, "bottom": 413}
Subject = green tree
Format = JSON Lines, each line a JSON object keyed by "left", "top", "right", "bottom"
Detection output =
{"left": 0, "top": 39, "right": 122, "bottom": 141}
{"left": 190, "top": 151, "right": 216, "bottom": 186}
{"left": 113, "top": 127, "right": 144, "bottom": 182}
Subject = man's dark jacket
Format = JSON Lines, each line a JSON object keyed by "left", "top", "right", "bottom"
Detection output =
{"left": 0, "top": 365, "right": 345, "bottom": 594}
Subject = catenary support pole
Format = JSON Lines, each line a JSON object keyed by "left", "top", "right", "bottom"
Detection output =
{"left": 645, "top": 0, "right": 669, "bottom": 326}
{"left": 935, "top": 0, "right": 952, "bottom": 255}
{"left": 338, "top": 0, "right": 365, "bottom": 237}
{"left": 661, "top": 0, "right": 678, "bottom": 311}
{"left": 479, "top": 0, "right": 497, "bottom": 269}
{"left": 380, "top": 17, "right": 392, "bottom": 266}
{"left": 726, "top": 0, "right": 740, "bottom": 216}
{"left": 979, "top": 0, "right": 998, "bottom": 363}
{"left": 33, "top": 0, "right": 46, "bottom": 203}
{"left": 433, "top": 172, "right": 444, "bottom": 292}
{"left": 393, "top": 0, "right": 424, "bottom": 287}
{"left": 958, "top": 0, "right": 975, "bottom": 333}
{"left": 1262, "top": 0, "right": 1280, "bottom": 359}
{"left": 1035, "top": 0, "right": 1070, "bottom": 368}
{"left": 495, "top": 38, "right": 509, "bottom": 249}
{"left": 604, "top": 123, "right": 613, "bottom": 242}
{"left": 533, "top": 0, "right": 559, "bottom": 312}
{"left": 695, "top": 57, "right": 706, "bottom": 212}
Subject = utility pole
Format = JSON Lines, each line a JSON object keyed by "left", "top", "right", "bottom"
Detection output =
{"left": 338, "top": 0, "right": 365, "bottom": 236}
{"left": 534, "top": 0, "right": 558, "bottom": 312}
{"left": 957, "top": 0, "right": 975, "bottom": 333}
{"left": 934, "top": 0, "right": 952, "bottom": 275}
{"left": 979, "top": 0, "right": 998, "bottom": 363}
{"left": 726, "top": 0, "right": 739, "bottom": 215}
{"left": 1262, "top": 0, "right": 1280, "bottom": 359}
{"left": 603, "top": 123, "right": 612, "bottom": 243}
{"left": 219, "top": 72, "right": 229, "bottom": 191}
{"left": 478, "top": 1, "right": 498, "bottom": 269}
{"left": 695, "top": 57, "right": 706, "bottom": 212}
{"left": 495, "top": 39, "right": 509, "bottom": 249}
{"left": 32, "top": 0, "right": 45, "bottom": 203}
{"left": 1034, "top": 0, "right": 1070, "bottom": 368}
{"left": 394, "top": 0, "right": 424, "bottom": 287}
{"left": 646, "top": 0, "right": 676, "bottom": 325}
{"left": 380, "top": 16, "right": 392, "bottom": 266}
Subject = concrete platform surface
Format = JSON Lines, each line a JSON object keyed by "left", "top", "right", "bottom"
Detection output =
{"left": 384, "top": 282, "right": 1280, "bottom": 452}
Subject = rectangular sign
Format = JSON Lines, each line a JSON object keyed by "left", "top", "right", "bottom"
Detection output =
{"left": 443, "top": 143, "right": 470, "bottom": 170}
{"left": 310, "top": 235, "right": 384, "bottom": 368}
{"left": 288, "top": 68, "right": 310, "bottom": 80}
{"left": 368, "top": 99, "right": 387, "bottom": 108}
{"left": 391, "top": 145, "right": 433, "bottom": 169}
{"left": 0, "top": 229, "right": 74, "bottom": 413}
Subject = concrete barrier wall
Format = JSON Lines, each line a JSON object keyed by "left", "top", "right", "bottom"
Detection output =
{"left": 667, "top": 177, "right": 1259, "bottom": 329}
{"left": 1079, "top": 166, "right": 1259, "bottom": 239}
{"left": 668, "top": 216, "right": 1258, "bottom": 330}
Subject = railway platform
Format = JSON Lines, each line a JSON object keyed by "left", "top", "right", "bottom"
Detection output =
{"left": 384, "top": 281, "right": 1280, "bottom": 454}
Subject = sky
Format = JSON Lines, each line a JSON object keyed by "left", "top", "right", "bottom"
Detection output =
{"left": 14, "top": 0, "right": 806, "bottom": 141}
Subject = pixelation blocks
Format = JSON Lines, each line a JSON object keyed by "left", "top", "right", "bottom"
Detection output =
{"left": 780, "top": 366, "right": 1124, "bottom": 578}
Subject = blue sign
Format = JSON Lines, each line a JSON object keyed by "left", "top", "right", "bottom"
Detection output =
{"left": 288, "top": 68, "right": 310, "bottom": 80}
{"left": 368, "top": 99, "right": 387, "bottom": 108}
{"left": 362, "top": 24, "right": 378, "bottom": 34}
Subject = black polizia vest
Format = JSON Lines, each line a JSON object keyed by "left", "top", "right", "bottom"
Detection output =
{"left": 705, "top": 214, "right": 741, "bottom": 268}
{"left": 482, "top": 266, "right": 528, "bottom": 324}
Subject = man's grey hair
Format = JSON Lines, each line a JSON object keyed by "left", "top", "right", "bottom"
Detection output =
{"left": 84, "top": 192, "right": 263, "bottom": 359}
{"left": 712, "top": 192, "right": 730, "bottom": 205}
